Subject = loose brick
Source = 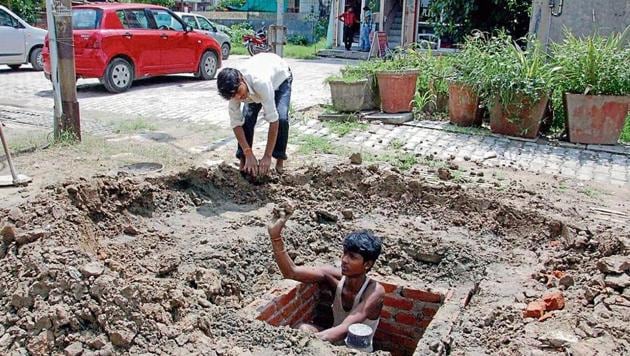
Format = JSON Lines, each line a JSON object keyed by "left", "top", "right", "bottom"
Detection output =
{"left": 383, "top": 296, "right": 414, "bottom": 310}
{"left": 543, "top": 291, "right": 565, "bottom": 311}
{"left": 523, "top": 300, "right": 546, "bottom": 318}
{"left": 256, "top": 304, "right": 276, "bottom": 321}
{"left": 401, "top": 288, "right": 442, "bottom": 303}
{"left": 379, "top": 281, "right": 399, "bottom": 294}
{"left": 395, "top": 312, "right": 419, "bottom": 326}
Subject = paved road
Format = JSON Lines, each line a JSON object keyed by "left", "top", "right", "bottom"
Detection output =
{"left": 1, "top": 56, "right": 628, "bottom": 186}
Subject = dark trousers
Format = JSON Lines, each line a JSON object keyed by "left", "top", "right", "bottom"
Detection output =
{"left": 343, "top": 25, "right": 354, "bottom": 50}
{"left": 235, "top": 75, "right": 292, "bottom": 160}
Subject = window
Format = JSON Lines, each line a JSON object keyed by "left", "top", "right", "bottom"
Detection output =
{"left": 72, "top": 9, "right": 102, "bottom": 30}
{"left": 149, "top": 9, "right": 184, "bottom": 31}
{"left": 0, "top": 10, "right": 17, "bottom": 27}
{"left": 181, "top": 15, "right": 199, "bottom": 30}
{"left": 287, "top": 0, "right": 299, "bottom": 13}
{"left": 197, "top": 17, "right": 215, "bottom": 32}
{"left": 117, "top": 9, "right": 151, "bottom": 29}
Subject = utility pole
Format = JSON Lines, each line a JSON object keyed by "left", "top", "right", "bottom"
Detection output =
{"left": 46, "top": 0, "right": 81, "bottom": 141}
{"left": 272, "top": 0, "right": 285, "bottom": 57}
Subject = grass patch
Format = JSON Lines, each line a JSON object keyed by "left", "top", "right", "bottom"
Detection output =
{"left": 231, "top": 45, "right": 248, "bottom": 56}
{"left": 292, "top": 134, "right": 344, "bottom": 155}
{"left": 229, "top": 39, "right": 327, "bottom": 60}
{"left": 112, "top": 117, "right": 157, "bottom": 134}
{"left": 323, "top": 120, "right": 368, "bottom": 137}
{"left": 7, "top": 131, "right": 49, "bottom": 153}
{"left": 621, "top": 115, "right": 630, "bottom": 144}
{"left": 389, "top": 139, "right": 404, "bottom": 150}
{"left": 444, "top": 124, "right": 491, "bottom": 136}
{"left": 580, "top": 187, "right": 602, "bottom": 199}
{"left": 364, "top": 151, "right": 419, "bottom": 171}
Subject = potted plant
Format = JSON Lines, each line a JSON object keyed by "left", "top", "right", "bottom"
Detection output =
{"left": 480, "top": 34, "right": 557, "bottom": 138}
{"left": 340, "top": 60, "right": 382, "bottom": 110}
{"left": 374, "top": 50, "right": 420, "bottom": 113}
{"left": 447, "top": 34, "right": 485, "bottom": 126}
{"left": 552, "top": 29, "right": 630, "bottom": 145}
{"left": 325, "top": 73, "right": 368, "bottom": 113}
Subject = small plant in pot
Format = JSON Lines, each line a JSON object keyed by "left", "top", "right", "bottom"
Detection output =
{"left": 374, "top": 49, "right": 420, "bottom": 114}
{"left": 448, "top": 33, "right": 486, "bottom": 126}
{"left": 552, "top": 29, "right": 630, "bottom": 145}
{"left": 339, "top": 60, "right": 383, "bottom": 110}
{"left": 479, "top": 34, "right": 558, "bottom": 139}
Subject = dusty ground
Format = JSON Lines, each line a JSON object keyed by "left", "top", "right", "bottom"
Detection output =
{"left": 1, "top": 132, "right": 629, "bottom": 356}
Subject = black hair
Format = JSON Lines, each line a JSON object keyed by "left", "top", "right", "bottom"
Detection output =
{"left": 363, "top": 6, "right": 370, "bottom": 10}
{"left": 343, "top": 230, "right": 382, "bottom": 263}
{"left": 217, "top": 68, "right": 242, "bottom": 100}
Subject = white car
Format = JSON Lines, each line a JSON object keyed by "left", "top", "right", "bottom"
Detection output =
{"left": 175, "top": 12, "right": 231, "bottom": 60}
{"left": 0, "top": 5, "right": 46, "bottom": 70}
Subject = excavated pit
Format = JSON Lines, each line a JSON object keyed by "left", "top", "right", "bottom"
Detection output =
{"left": 1, "top": 163, "right": 628, "bottom": 355}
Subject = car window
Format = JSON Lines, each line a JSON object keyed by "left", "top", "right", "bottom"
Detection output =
{"left": 117, "top": 9, "right": 151, "bottom": 29}
{"left": 181, "top": 15, "right": 198, "bottom": 30}
{"left": 0, "top": 9, "right": 17, "bottom": 27}
{"left": 72, "top": 9, "right": 102, "bottom": 30}
{"left": 197, "top": 17, "right": 214, "bottom": 32}
{"left": 149, "top": 9, "right": 183, "bottom": 31}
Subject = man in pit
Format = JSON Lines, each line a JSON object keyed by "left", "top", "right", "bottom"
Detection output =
{"left": 267, "top": 205, "right": 385, "bottom": 349}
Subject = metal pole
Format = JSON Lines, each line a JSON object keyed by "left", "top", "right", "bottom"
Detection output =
{"left": 45, "top": 0, "right": 63, "bottom": 126}
{"left": 0, "top": 123, "right": 18, "bottom": 183}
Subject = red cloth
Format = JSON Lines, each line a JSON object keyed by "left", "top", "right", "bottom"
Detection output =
{"left": 339, "top": 11, "right": 357, "bottom": 26}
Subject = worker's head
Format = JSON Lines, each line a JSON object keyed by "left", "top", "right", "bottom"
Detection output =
{"left": 363, "top": 5, "right": 370, "bottom": 11}
{"left": 217, "top": 68, "right": 248, "bottom": 101}
{"left": 341, "top": 230, "right": 382, "bottom": 276}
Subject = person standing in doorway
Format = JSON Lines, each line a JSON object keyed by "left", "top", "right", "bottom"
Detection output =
{"left": 338, "top": 6, "right": 357, "bottom": 51}
{"left": 217, "top": 53, "right": 292, "bottom": 177}
{"left": 359, "top": 5, "right": 373, "bottom": 52}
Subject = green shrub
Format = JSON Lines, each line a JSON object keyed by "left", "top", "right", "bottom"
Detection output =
{"left": 228, "top": 22, "right": 254, "bottom": 44}
{"left": 288, "top": 34, "right": 309, "bottom": 46}
{"left": 216, "top": 0, "right": 246, "bottom": 10}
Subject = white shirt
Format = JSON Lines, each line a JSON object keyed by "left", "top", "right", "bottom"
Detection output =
{"left": 228, "top": 53, "right": 292, "bottom": 128}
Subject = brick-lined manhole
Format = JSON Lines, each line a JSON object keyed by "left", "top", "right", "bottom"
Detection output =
{"left": 254, "top": 280, "right": 449, "bottom": 356}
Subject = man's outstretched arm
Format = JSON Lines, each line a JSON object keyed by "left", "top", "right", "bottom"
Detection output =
{"left": 268, "top": 207, "right": 340, "bottom": 284}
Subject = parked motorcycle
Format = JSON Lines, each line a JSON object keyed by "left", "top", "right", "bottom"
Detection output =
{"left": 242, "top": 26, "right": 272, "bottom": 56}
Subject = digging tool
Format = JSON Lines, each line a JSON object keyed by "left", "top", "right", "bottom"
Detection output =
{"left": 0, "top": 121, "right": 32, "bottom": 187}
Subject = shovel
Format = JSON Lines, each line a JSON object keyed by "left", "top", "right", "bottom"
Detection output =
{"left": 0, "top": 121, "right": 32, "bottom": 187}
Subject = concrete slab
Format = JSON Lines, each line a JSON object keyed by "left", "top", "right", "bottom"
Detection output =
{"left": 363, "top": 112, "right": 413, "bottom": 125}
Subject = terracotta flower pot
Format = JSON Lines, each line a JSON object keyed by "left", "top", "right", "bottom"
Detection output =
{"left": 489, "top": 94, "right": 548, "bottom": 139}
{"left": 564, "top": 93, "right": 630, "bottom": 145}
{"left": 328, "top": 79, "right": 368, "bottom": 112}
{"left": 376, "top": 70, "right": 419, "bottom": 113}
{"left": 448, "top": 83, "right": 481, "bottom": 126}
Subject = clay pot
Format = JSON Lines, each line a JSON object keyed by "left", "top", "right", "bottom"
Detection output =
{"left": 564, "top": 93, "right": 630, "bottom": 145}
{"left": 328, "top": 79, "right": 368, "bottom": 112}
{"left": 448, "top": 82, "right": 481, "bottom": 126}
{"left": 376, "top": 70, "right": 419, "bottom": 113}
{"left": 489, "top": 94, "right": 548, "bottom": 139}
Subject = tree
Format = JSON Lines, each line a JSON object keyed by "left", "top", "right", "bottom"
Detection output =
{"left": 136, "top": 0, "right": 176, "bottom": 9}
{"left": 429, "top": 0, "right": 531, "bottom": 43}
{"left": 2, "top": 0, "right": 42, "bottom": 24}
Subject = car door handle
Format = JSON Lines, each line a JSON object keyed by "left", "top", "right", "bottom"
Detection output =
{"left": 123, "top": 32, "right": 133, "bottom": 39}
{"left": 160, "top": 34, "right": 168, "bottom": 39}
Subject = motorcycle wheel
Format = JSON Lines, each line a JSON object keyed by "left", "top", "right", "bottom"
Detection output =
{"left": 247, "top": 43, "right": 255, "bottom": 56}
{"left": 248, "top": 43, "right": 272, "bottom": 56}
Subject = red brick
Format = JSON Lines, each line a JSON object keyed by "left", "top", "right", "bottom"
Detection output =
{"left": 377, "top": 320, "right": 420, "bottom": 339}
{"left": 523, "top": 300, "right": 546, "bottom": 318}
{"left": 280, "top": 300, "right": 299, "bottom": 319}
{"left": 256, "top": 304, "right": 276, "bottom": 321}
{"left": 418, "top": 319, "right": 432, "bottom": 329}
{"left": 543, "top": 291, "right": 565, "bottom": 311}
{"left": 401, "top": 288, "right": 442, "bottom": 303}
{"left": 267, "top": 312, "right": 284, "bottom": 326}
{"left": 379, "top": 281, "right": 399, "bottom": 294}
{"left": 422, "top": 307, "right": 438, "bottom": 318}
{"left": 374, "top": 330, "right": 390, "bottom": 342}
{"left": 395, "top": 312, "right": 419, "bottom": 326}
{"left": 380, "top": 308, "right": 393, "bottom": 320}
{"left": 389, "top": 333, "right": 420, "bottom": 351}
{"left": 300, "top": 284, "right": 318, "bottom": 300}
{"left": 276, "top": 288, "right": 297, "bottom": 306}
{"left": 383, "top": 296, "right": 414, "bottom": 310}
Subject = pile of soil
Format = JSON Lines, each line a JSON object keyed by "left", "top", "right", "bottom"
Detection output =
{"left": 0, "top": 162, "right": 628, "bottom": 355}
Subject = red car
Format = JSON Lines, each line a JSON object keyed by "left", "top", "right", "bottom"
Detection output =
{"left": 43, "top": 3, "right": 221, "bottom": 93}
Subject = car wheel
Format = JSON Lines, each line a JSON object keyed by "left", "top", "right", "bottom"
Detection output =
{"left": 221, "top": 43, "right": 230, "bottom": 60}
{"left": 8, "top": 64, "right": 21, "bottom": 70}
{"left": 102, "top": 58, "right": 134, "bottom": 93}
{"left": 194, "top": 51, "right": 218, "bottom": 80}
{"left": 29, "top": 47, "right": 43, "bottom": 71}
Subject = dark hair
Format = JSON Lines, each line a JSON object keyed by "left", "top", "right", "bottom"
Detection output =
{"left": 343, "top": 230, "right": 382, "bottom": 263}
{"left": 363, "top": 6, "right": 370, "bottom": 10}
{"left": 217, "top": 68, "right": 242, "bottom": 100}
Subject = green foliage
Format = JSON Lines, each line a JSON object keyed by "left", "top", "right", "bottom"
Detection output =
{"left": 136, "top": 0, "right": 175, "bottom": 8}
{"left": 3, "top": 0, "right": 41, "bottom": 24}
{"left": 228, "top": 22, "right": 254, "bottom": 44}
{"left": 323, "top": 120, "right": 368, "bottom": 137}
{"left": 429, "top": 0, "right": 530, "bottom": 44}
{"left": 621, "top": 115, "right": 630, "bottom": 144}
{"left": 216, "top": 0, "right": 246, "bottom": 10}
{"left": 551, "top": 29, "right": 630, "bottom": 96}
{"left": 288, "top": 34, "right": 309, "bottom": 46}
{"left": 450, "top": 32, "right": 488, "bottom": 90}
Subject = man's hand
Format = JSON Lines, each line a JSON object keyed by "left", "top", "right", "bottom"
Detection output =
{"left": 244, "top": 152, "right": 258, "bottom": 177}
{"left": 259, "top": 155, "right": 272, "bottom": 176}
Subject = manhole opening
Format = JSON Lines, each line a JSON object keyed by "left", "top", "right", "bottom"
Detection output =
{"left": 255, "top": 281, "right": 445, "bottom": 356}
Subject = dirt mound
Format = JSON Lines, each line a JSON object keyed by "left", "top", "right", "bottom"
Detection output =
{"left": 1, "top": 163, "right": 628, "bottom": 355}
